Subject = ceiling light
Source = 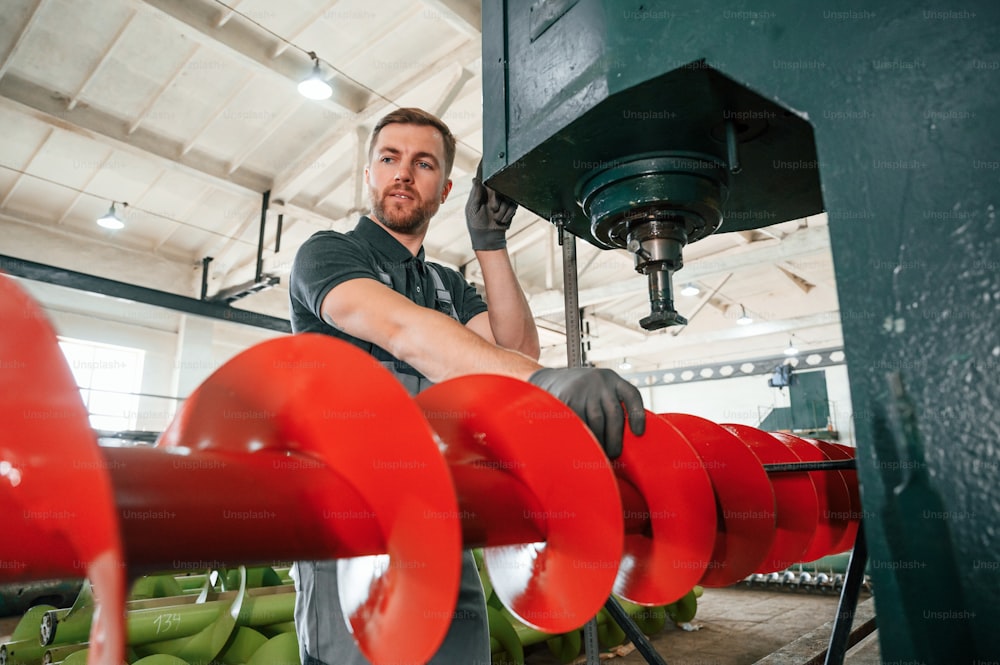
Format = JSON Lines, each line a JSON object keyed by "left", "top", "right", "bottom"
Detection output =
{"left": 736, "top": 305, "right": 753, "bottom": 326}
{"left": 96, "top": 202, "right": 125, "bottom": 230}
{"left": 619, "top": 358, "right": 632, "bottom": 371}
{"left": 680, "top": 283, "right": 700, "bottom": 297}
{"left": 784, "top": 339, "right": 799, "bottom": 356}
{"left": 298, "top": 52, "right": 332, "bottom": 100}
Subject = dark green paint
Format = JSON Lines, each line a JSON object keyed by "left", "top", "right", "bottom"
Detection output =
{"left": 484, "top": 1, "right": 1000, "bottom": 661}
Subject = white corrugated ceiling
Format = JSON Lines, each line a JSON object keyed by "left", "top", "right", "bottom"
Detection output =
{"left": 0, "top": 0, "right": 843, "bottom": 375}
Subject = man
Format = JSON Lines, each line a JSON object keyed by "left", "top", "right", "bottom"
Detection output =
{"left": 289, "top": 107, "right": 645, "bottom": 665}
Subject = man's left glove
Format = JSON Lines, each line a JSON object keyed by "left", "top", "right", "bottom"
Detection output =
{"left": 465, "top": 161, "right": 517, "bottom": 251}
{"left": 528, "top": 367, "right": 647, "bottom": 460}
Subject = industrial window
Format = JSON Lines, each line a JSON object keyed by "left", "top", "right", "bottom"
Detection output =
{"left": 58, "top": 338, "right": 145, "bottom": 432}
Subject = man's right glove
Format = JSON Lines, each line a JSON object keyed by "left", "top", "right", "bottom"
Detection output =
{"left": 528, "top": 367, "right": 647, "bottom": 459}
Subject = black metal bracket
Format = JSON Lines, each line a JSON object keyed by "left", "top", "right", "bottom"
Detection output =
{"left": 763, "top": 459, "right": 857, "bottom": 473}
{"left": 824, "top": 524, "right": 869, "bottom": 665}
{"left": 604, "top": 596, "right": 670, "bottom": 665}
{"left": 0, "top": 254, "right": 290, "bottom": 333}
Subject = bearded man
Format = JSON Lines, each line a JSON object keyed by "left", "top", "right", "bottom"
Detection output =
{"left": 289, "top": 107, "right": 645, "bottom": 665}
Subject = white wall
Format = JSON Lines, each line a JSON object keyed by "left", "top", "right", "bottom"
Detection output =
{"left": 825, "top": 364, "right": 856, "bottom": 447}
{"left": 639, "top": 365, "right": 856, "bottom": 444}
{"left": 15, "top": 277, "right": 283, "bottom": 431}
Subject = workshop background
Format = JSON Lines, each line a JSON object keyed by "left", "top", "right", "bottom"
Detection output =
{"left": 1, "top": 0, "right": 997, "bottom": 664}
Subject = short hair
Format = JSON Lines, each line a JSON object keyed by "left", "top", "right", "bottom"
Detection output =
{"left": 368, "top": 108, "right": 457, "bottom": 178}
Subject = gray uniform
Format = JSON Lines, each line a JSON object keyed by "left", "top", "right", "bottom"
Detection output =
{"left": 289, "top": 219, "right": 491, "bottom": 665}
{"left": 292, "top": 552, "right": 489, "bottom": 665}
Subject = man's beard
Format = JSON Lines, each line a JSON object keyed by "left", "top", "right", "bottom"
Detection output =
{"left": 370, "top": 185, "right": 439, "bottom": 234}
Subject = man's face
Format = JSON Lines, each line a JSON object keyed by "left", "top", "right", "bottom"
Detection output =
{"left": 365, "top": 123, "right": 453, "bottom": 235}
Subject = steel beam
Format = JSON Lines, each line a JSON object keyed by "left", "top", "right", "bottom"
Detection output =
{"left": 0, "top": 73, "right": 271, "bottom": 195}
{"left": 136, "top": 0, "right": 371, "bottom": 112}
{"left": 0, "top": 254, "right": 291, "bottom": 332}
{"left": 419, "top": 0, "right": 482, "bottom": 38}
{"left": 0, "top": 0, "right": 47, "bottom": 80}
{"left": 0, "top": 75, "right": 347, "bottom": 227}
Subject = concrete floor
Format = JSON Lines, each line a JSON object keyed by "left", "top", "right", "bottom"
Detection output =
{"left": 1, "top": 587, "right": 878, "bottom": 665}
{"left": 524, "top": 587, "right": 878, "bottom": 665}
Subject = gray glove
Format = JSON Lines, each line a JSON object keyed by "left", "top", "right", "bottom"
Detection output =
{"left": 528, "top": 367, "right": 647, "bottom": 459}
{"left": 465, "top": 161, "right": 517, "bottom": 251}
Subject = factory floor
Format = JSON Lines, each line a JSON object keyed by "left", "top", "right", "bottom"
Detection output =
{"left": 523, "top": 586, "right": 879, "bottom": 665}
{"left": 0, "top": 586, "right": 879, "bottom": 665}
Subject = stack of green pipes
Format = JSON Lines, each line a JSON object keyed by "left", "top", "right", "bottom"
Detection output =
{"left": 2, "top": 557, "right": 702, "bottom": 665}
{"left": 0, "top": 566, "right": 298, "bottom": 665}
{"left": 474, "top": 551, "right": 702, "bottom": 665}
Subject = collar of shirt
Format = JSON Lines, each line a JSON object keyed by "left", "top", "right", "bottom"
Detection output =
{"left": 353, "top": 216, "right": 432, "bottom": 304}
{"left": 354, "top": 216, "right": 426, "bottom": 265}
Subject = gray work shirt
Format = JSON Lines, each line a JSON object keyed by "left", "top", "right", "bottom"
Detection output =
{"left": 288, "top": 216, "right": 491, "bottom": 665}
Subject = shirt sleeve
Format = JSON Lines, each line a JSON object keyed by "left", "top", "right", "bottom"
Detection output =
{"left": 289, "top": 231, "right": 380, "bottom": 327}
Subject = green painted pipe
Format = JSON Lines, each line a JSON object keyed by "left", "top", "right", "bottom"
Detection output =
{"left": 596, "top": 608, "right": 627, "bottom": 648}
{"left": 39, "top": 581, "right": 96, "bottom": 648}
{"left": 131, "top": 603, "right": 235, "bottom": 664}
{"left": 216, "top": 627, "right": 267, "bottom": 665}
{"left": 44, "top": 592, "right": 283, "bottom": 648}
{"left": 127, "top": 595, "right": 198, "bottom": 612}
{"left": 499, "top": 598, "right": 668, "bottom": 649}
{"left": 245, "top": 632, "right": 299, "bottom": 665}
{"left": 37, "top": 594, "right": 292, "bottom": 665}
{"left": 132, "top": 591, "right": 291, "bottom": 642}
{"left": 231, "top": 592, "right": 294, "bottom": 628}
{"left": 628, "top": 604, "right": 667, "bottom": 636}
{"left": 473, "top": 549, "right": 494, "bottom": 603}
{"left": 2, "top": 605, "right": 57, "bottom": 665}
{"left": 43, "top": 598, "right": 222, "bottom": 651}
{"left": 257, "top": 621, "right": 296, "bottom": 638}
{"left": 40, "top": 609, "right": 78, "bottom": 648}
{"left": 545, "top": 629, "right": 581, "bottom": 664}
{"left": 510, "top": 621, "right": 548, "bottom": 648}
{"left": 1, "top": 637, "right": 45, "bottom": 665}
{"left": 130, "top": 575, "right": 185, "bottom": 601}
{"left": 519, "top": 607, "right": 627, "bottom": 650}
{"left": 486, "top": 606, "right": 523, "bottom": 665}
{"left": 7, "top": 605, "right": 58, "bottom": 643}
{"left": 173, "top": 574, "right": 209, "bottom": 592}
{"left": 57, "top": 651, "right": 87, "bottom": 665}
{"left": 486, "top": 593, "right": 680, "bottom": 663}
{"left": 43, "top": 582, "right": 293, "bottom": 649}
{"left": 129, "top": 567, "right": 285, "bottom": 603}
{"left": 127, "top": 602, "right": 230, "bottom": 646}
{"left": 131, "top": 590, "right": 294, "bottom": 663}
{"left": 665, "top": 588, "right": 699, "bottom": 624}
{"left": 41, "top": 643, "right": 87, "bottom": 665}
{"left": 132, "top": 656, "right": 190, "bottom": 665}
{"left": 225, "top": 567, "right": 283, "bottom": 590}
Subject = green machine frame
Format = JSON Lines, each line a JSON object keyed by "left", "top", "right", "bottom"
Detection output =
{"left": 483, "top": 1, "right": 999, "bottom": 661}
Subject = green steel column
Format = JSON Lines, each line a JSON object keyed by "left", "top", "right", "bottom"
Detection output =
{"left": 483, "top": 2, "right": 1000, "bottom": 660}
{"left": 798, "top": 5, "right": 999, "bottom": 660}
